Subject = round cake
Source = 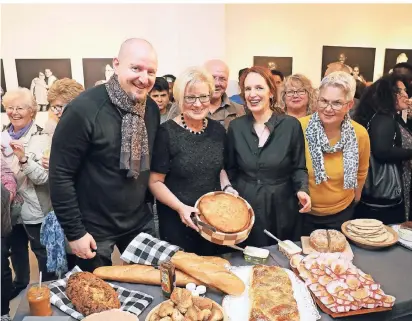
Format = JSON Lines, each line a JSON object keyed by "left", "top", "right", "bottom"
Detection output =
{"left": 198, "top": 193, "right": 249, "bottom": 233}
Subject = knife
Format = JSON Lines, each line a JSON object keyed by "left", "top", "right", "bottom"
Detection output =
{"left": 191, "top": 213, "right": 217, "bottom": 232}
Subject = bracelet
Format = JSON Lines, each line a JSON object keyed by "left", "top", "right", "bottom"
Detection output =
{"left": 19, "top": 157, "right": 28, "bottom": 164}
{"left": 222, "top": 184, "right": 232, "bottom": 192}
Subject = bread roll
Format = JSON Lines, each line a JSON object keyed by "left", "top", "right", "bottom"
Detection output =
{"left": 171, "top": 251, "right": 245, "bottom": 296}
{"left": 327, "top": 230, "right": 346, "bottom": 252}
{"left": 309, "top": 229, "right": 328, "bottom": 252}
{"left": 93, "top": 265, "right": 202, "bottom": 286}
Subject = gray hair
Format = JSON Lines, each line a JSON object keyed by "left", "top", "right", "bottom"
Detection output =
{"left": 2, "top": 87, "right": 38, "bottom": 119}
{"left": 319, "top": 71, "right": 356, "bottom": 101}
{"left": 173, "top": 66, "right": 215, "bottom": 112}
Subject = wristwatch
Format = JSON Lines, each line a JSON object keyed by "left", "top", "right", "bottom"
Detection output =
{"left": 19, "top": 156, "right": 28, "bottom": 164}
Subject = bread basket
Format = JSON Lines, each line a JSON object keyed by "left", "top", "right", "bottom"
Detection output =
{"left": 194, "top": 191, "right": 255, "bottom": 246}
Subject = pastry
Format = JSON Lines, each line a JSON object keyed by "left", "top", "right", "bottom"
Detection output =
{"left": 198, "top": 193, "right": 249, "bottom": 233}
{"left": 66, "top": 272, "right": 120, "bottom": 316}
{"left": 249, "top": 265, "right": 299, "bottom": 321}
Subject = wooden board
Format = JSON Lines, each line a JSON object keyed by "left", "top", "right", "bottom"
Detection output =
{"left": 291, "top": 267, "right": 392, "bottom": 318}
{"left": 145, "top": 298, "right": 227, "bottom": 321}
{"left": 301, "top": 237, "right": 354, "bottom": 260}
{"left": 341, "top": 222, "right": 398, "bottom": 250}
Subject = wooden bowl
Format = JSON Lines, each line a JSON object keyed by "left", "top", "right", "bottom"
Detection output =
{"left": 341, "top": 221, "right": 398, "bottom": 250}
{"left": 194, "top": 191, "right": 255, "bottom": 246}
{"left": 145, "top": 297, "right": 227, "bottom": 321}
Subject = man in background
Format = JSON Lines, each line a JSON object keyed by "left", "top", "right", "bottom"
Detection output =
{"left": 163, "top": 74, "right": 176, "bottom": 102}
{"left": 150, "top": 77, "right": 172, "bottom": 124}
{"left": 45, "top": 68, "right": 57, "bottom": 88}
{"left": 229, "top": 67, "right": 248, "bottom": 105}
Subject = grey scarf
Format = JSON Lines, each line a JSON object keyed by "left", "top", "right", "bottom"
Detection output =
{"left": 105, "top": 75, "right": 150, "bottom": 179}
{"left": 306, "top": 112, "right": 359, "bottom": 189}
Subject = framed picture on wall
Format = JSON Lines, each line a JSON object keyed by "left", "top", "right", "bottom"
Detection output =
{"left": 321, "top": 46, "right": 376, "bottom": 83}
{"left": 82, "top": 58, "right": 114, "bottom": 89}
{"left": 383, "top": 49, "right": 412, "bottom": 75}
{"left": 15, "top": 59, "right": 72, "bottom": 111}
{"left": 253, "top": 56, "right": 293, "bottom": 77}
{"left": 1, "top": 59, "right": 6, "bottom": 112}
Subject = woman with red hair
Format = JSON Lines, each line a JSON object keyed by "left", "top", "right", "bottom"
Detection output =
{"left": 225, "top": 66, "right": 311, "bottom": 247}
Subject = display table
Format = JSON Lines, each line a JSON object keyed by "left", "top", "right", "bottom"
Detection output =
{"left": 13, "top": 243, "right": 412, "bottom": 321}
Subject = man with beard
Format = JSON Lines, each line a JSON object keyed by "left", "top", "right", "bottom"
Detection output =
{"left": 49, "top": 38, "right": 160, "bottom": 271}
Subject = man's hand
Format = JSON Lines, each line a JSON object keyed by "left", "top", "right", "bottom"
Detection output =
{"left": 69, "top": 233, "right": 97, "bottom": 259}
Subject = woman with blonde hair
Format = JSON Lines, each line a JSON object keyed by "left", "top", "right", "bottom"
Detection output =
{"left": 226, "top": 66, "right": 311, "bottom": 247}
{"left": 282, "top": 74, "right": 317, "bottom": 118}
{"left": 149, "top": 66, "right": 235, "bottom": 255}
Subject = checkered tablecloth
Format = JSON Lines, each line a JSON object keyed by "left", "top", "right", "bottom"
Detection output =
{"left": 48, "top": 266, "right": 153, "bottom": 320}
{"left": 120, "top": 232, "right": 180, "bottom": 266}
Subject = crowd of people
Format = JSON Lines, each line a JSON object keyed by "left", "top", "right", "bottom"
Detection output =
{"left": 1, "top": 38, "right": 412, "bottom": 321}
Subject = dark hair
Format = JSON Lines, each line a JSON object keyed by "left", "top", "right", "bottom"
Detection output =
{"left": 238, "top": 68, "right": 248, "bottom": 81}
{"left": 352, "top": 73, "right": 407, "bottom": 127}
{"left": 393, "top": 62, "right": 412, "bottom": 75}
{"left": 162, "top": 74, "right": 176, "bottom": 82}
{"left": 151, "top": 77, "right": 169, "bottom": 92}
{"left": 354, "top": 79, "right": 366, "bottom": 100}
{"left": 270, "top": 69, "right": 285, "bottom": 81}
{"left": 239, "top": 66, "right": 284, "bottom": 114}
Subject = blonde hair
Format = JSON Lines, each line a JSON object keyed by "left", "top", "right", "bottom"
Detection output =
{"left": 2, "top": 87, "right": 38, "bottom": 119}
{"left": 173, "top": 66, "right": 215, "bottom": 112}
{"left": 320, "top": 71, "right": 356, "bottom": 101}
{"left": 47, "top": 78, "right": 84, "bottom": 104}
{"left": 282, "top": 74, "right": 317, "bottom": 114}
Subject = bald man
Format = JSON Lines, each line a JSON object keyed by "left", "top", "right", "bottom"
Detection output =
{"left": 167, "top": 59, "right": 244, "bottom": 129}
{"left": 49, "top": 38, "right": 160, "bottom": 271}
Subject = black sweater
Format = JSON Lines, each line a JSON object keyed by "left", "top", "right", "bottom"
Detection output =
{"left": 49, "top": 85, "right": 159, "bottom": 241}
{"left": 369, "top": 113, "right": 412, "bottom": 164}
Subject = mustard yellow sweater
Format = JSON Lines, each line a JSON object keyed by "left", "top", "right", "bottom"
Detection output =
{"left": 300, "top": 115, "right": 370, "bottom": 215}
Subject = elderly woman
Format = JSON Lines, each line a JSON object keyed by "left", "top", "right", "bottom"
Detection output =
{"left": 149, "top": 66, "right": 233, "bottom": 255}
{"left": 300, "top": 71, "right": 370, "bottom": 235}
{"left": 42, "top": 78, "right": 84, "bottom": 168}
{"left": 282, "top": 74, "right": 317, "bottom": 118}
{"left": 226, "top": 66, "right": 311, "bottom": 247}
{"left": 353, "top": 74, "right": 412, "bottom": 224}
{"left": 1, "top": 88, "right": 54, "bottom": 299}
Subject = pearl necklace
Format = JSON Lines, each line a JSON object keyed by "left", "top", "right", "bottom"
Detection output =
{"left": 181, "top": 114, "right": 206, "bottom": 135}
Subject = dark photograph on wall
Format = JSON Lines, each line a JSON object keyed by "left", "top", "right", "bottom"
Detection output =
{"left": 82, "top": 58, "right": 114, "bottom": 89}
{"left": 1, "top": 59, "right": 6, "bottom": 112}
{"left": 15, "top": 58, "right": 72, "bottom": 111}
{"left": 253, "top": 56, "right": 293, "bottom": 77}
{"left": 383, "top": 49, "right": 412, "bottom": 75}
{"left": 321, "top": 46, "right": 376, "bottom": 83}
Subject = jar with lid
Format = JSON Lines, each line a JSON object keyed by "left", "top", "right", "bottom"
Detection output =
{"left": 159, "top": 259, "right": 176, "bottom": 298}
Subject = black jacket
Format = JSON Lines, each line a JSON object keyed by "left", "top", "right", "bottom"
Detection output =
{"left": 49, "top": 85, "right": 160, "bottom": 241}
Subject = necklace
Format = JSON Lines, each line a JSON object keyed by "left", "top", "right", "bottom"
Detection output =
{"left": 181, "top": 114, "right": 207, "bottom": 135}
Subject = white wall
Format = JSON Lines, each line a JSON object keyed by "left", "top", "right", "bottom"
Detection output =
{"left": 1, "top": 3, "right": 226, "bottom": 127}
{"left": 2, "top": 3, "right": 412, "bottom": 127}
{"left": 225, "top": 4, "right": 412, "bottom": 88}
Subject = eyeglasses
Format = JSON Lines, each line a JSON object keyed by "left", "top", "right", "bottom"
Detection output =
{"left": 50, "top": 104, "right": 66, "bottom": 113}
{"left": 285, "top": 89, "right": 307, "bottom": 97}
{"left": 5, "top": 106, "right": 27, "bottom": 113}
{"left": 317, "top": 98, "right": 350, "bottom": 110}
{"left": 184, "top": 95, "right": 210, "bottom": 104}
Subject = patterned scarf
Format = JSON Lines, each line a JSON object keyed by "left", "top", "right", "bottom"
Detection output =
{"left": 105, "top": 75, "right": 150, "bottom": 179}
{"left": 306, "top": 112, "right": 359, "bottom": 189}
{"left": 8, "top": 120, "right": 33, "bottom": 140}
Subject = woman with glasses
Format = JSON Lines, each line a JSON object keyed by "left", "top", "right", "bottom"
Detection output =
{"left": 42, "top": 78, "right": 84, "bottom": 169}
{"left": 226, "top": 66, "right": 311, "bottom": 247}
{"left": 1, "top": 88, "right": 55, "bottom": 299}
{"left": 353, "top": 74, "right": 412, "bottom": 224}
{"left": 149, "top": 66, "right": 234, "bottom": 255}
{"left": 299, "top": 71, "right": 370, "bottom": 235}
{"left": 282, "top": 74, "right": 317, "bottom": 118}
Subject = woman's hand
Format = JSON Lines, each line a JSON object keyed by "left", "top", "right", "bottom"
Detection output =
{"left": 177, "top": 203, "right": 199, "bottom": 232}
{"left": 42, "top": 156, "right": 49, "bottom": 169}
{"left": 9, "top": 140, "right": 26, "bottom": 161}
{"left": 225, "top": 186, "right": 239, "bottom": 196}
{"left": 297, "top": 191, "right": 311, "bottom": 213}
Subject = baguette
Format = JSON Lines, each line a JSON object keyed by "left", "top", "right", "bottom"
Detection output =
{"left": 171, "top": 251, "right": 245, "bottom": 296}
{"left": 93, "top": 264, "right": 202, "bottom": 286}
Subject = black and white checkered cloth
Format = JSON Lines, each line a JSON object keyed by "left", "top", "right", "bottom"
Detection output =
{"left": 120, "top": 232, "right": 180, "bottom": 266}
{"left": 49, "top": 266, "right": 153, "bottom": 320}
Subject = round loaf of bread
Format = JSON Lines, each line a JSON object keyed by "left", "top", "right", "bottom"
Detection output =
{"left": 66, "top": 272, "right": 121, "bottom": 316}
{"left": 198, "top": 193, "right": 249, "bottom": 233}
{"left": 309, "top": 229, "right": 329, "bottom": 252}
{"left": 327, "top": 230, "right": 346, "bottom": 252}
